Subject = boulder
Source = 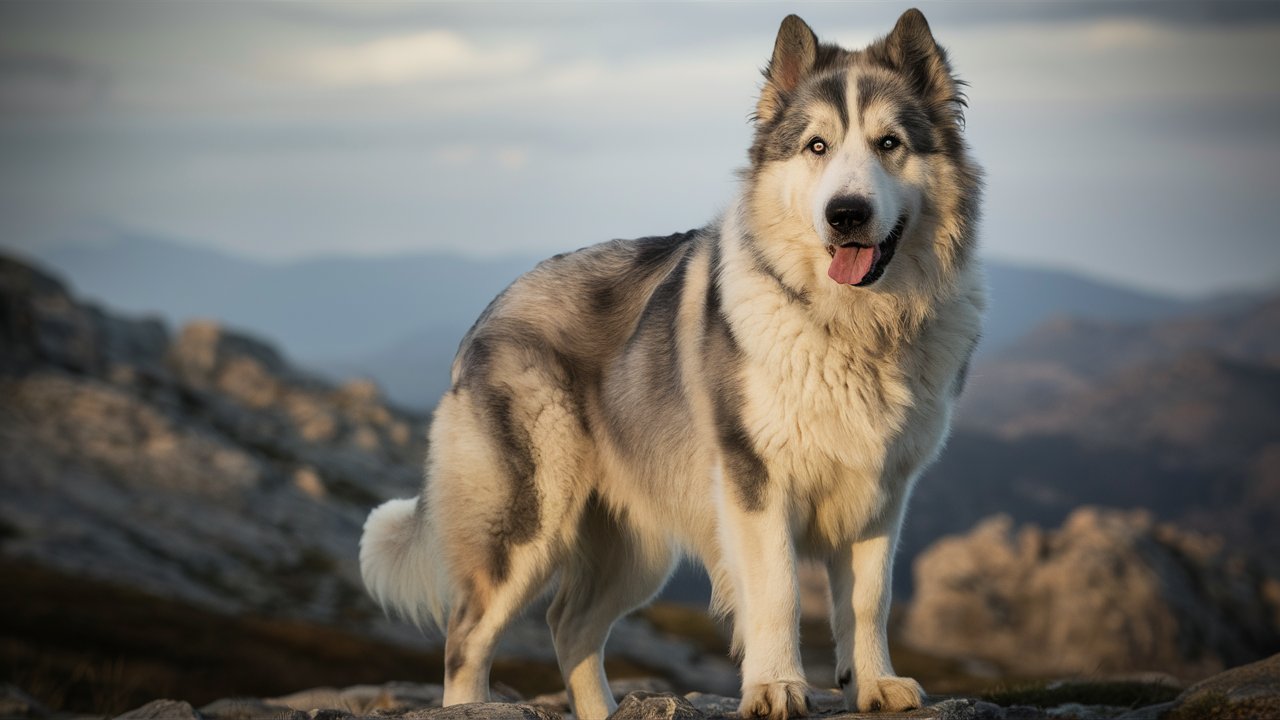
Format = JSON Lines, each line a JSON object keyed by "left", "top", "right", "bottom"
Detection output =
{"left": 528, "top": 677, "right": 672, "bottom": 713}
{"left": 399, "top": 703, "right": 561, "bottom": 719}
{"left": 269, "top": 682, "right": 444, "bottom": 715}
{"left": 610, "top": 691, "right": 704, "bottom": 720}
{"left": 199, "top": 697, "right": 307, "bottom": 719}
{"left": 115, "top": 699, "right": 203, "bottom": 719}
{"left": 1164, "top": 652, "right": 1280, "bottom": 719}
{"left": 904, "top": 509, "right": 1280, "bottom": 681}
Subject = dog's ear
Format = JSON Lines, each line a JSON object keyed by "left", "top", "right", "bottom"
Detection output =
{"left": 883, "top": 9, "right": 963, "bottom": 122}
{"left": 757, "top": 14, "right": 818, "bottom": 124}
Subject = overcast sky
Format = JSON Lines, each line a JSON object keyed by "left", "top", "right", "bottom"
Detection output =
{"left": 1, "top": 1, "right": 1278, "bottom": 297}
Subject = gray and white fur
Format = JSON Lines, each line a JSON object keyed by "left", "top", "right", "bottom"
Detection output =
{"left": 361, "top": 9, "right": 984, "bottom": 719}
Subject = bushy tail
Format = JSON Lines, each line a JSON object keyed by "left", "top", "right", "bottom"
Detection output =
{"left": 359, "top": 497, "right": 451, "bottom": 631}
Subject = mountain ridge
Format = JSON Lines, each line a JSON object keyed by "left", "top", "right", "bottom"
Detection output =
{"left": 17, "top": 232, "right": 1223, "bottom": 410}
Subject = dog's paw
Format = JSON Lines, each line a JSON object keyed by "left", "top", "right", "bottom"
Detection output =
{"left": 739, "top": 679, "right": 809, "bottom": 719}
{"left": 855, "top": 676, "right": 924, "bottom": 713}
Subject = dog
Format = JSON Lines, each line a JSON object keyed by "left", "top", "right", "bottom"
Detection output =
{"left": 360, "top": 9, "right": 983, "bottom": 718}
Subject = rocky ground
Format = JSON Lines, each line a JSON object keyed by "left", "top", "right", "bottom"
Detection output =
{"left": 3, "top": 652, "right": 1278, "bottom": 719}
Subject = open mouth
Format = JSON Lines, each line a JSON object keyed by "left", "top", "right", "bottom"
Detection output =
{"left": 825, "top": 215, "right": 907, "bottom": 287}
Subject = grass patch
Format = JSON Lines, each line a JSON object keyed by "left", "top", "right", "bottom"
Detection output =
{"left": 981, "top": 679, "right": 1181, "bottom": 709}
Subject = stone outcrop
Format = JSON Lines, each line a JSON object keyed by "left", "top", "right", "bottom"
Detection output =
{"left": 904, "top": 508, "right": 1280, "bottom": 681}
{"left": 0, "top": 256, "right": 426, "bottom": 624}
{"left": 1165, "top": 652, "right": 1280, "bottom": 719}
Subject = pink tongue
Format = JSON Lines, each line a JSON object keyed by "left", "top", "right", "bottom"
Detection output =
{"left": 827, "top": 245, "right": 881, "bottom": 285}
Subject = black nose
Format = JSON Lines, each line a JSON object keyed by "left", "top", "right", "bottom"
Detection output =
{"left": 825, "top": 196, "right": 873, "bottom": 234}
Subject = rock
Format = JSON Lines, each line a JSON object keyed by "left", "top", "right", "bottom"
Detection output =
{"left": 928, "top": 698, "right": 1008, "bottom": 719}
{"left": 610, "top": 692, "right": 703, "bottom": 720}
{"left": 0, "top": 255, "right": 430, "bottom": 625}
{"left": 115, "top": 699, "right": 203, "bottom": 719}
{"left": 0, "top": 683, "right": 51, "bottom": 719}
{"left": 973, "top": 700, "right": 1010, "bottom": 719}
{"left": 398, "top": 703, "right": 561, "bottom": 719}
{"left": 1001, "top": 706, "right": 1049, "bottom": 720}
{"left": 200, "top": 698, "right": 308, "bottom": 720}
{"left": 805, "top": 687, "right": 845, "bottom": 713}
{"left": 307, "top": 711, "right": 356, "bottom": 720}
{"left": 529, "top": 677, "right": 672, "bottom": 713}
{"left": 1043, "top": 704, "right": 1122, "bottom": 719}
{"left": 681, "top": 692, "right": 738, "bottom": 716}
{"left": 269, "top": 683, "right": 445, "bottom": 715}
{"left": 167, "top": 320, "right": 289, "bottom": 391}
{"left": 1113, "top": 703, "right": 1175, "bottom": 720}
{"left": 1164, "top": 652, "right": 1280, "bottom": 719}
{"left": 904, "top": 509, "right": 1280, "bottom": 680}
{"left": 0, "top": 256, "right": 168, "bottom": 377}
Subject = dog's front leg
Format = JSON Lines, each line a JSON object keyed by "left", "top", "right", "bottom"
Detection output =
{"left": 826, "top": 520, "right": 924, "bottom": 713}
{"left": 720, "top": 489, "right": 808, "bottom": 719}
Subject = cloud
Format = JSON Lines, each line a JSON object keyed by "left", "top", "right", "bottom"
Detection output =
{"left": 496, "top": 147, "right": 528, "bottom": 171}
{"left": 2, "top": 3, "right": 1278, "bottom": 296}
{"left": 296, "top": 29, "right": 537, "bottom": 87}
{"left": 941, "top": 19, "right": 1280, "bottom": 106}
{"left": 0, "top": 53, "right": 107, "bottom": 113}
{"left": 432, "top": 143, "right": 531, "bottom": 172}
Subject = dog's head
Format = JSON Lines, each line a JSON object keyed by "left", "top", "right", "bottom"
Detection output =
{"left": 745, "top": 10, "right": 980, "bottom": 297}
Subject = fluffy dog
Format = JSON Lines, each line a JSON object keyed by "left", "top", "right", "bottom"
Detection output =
{"left": 361, "top": 9, "right": 983, "bottom": 718}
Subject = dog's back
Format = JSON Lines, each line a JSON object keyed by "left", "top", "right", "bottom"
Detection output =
{"left": 453, "top": 230, "right": 698, "bottom": 395}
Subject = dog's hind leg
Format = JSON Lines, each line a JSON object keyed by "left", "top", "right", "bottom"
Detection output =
{"left": 546, "top": 500, "right": 676, "bottom": 720}
{"left": 442, "top": 547, "right": 559, "bottom": 706}
{"left": 430, "top": 375, "right": 593, "bottom": 707}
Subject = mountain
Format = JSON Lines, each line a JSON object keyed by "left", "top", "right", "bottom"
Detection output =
{"left": 960, "top": 294, "right": 1280, "bottom": 432}
{"left": 19, "top": 233, "right": 1197, "bottom": 410}
{"left": 26, "top": 234, "right": 537, "bottom": 366}
{"left": 979, "top": 262, "right": 1192, "bottom": 352}
{"left": 323, "top": 321, "right": 466, "bottom": 411}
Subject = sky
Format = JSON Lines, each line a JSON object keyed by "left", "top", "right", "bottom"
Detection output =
{"left": 1, "top": 1, "right": 1278, "bottom": 298}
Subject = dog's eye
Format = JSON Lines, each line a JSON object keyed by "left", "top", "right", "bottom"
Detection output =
{"left": 878, "top": 135, "right": 902, "bottom": 151}
{"left": 806, "top": 137, "right": 828, "bottom": 156}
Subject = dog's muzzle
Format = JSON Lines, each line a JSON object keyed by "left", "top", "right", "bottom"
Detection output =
{"left": 824, "top": 214, "right": 906, "bottom": 287}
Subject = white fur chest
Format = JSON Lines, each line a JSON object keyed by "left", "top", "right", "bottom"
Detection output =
{"left": 733, "top": 293, "right": 915, "bottom": 485}
{"left": 721, "top": 260, "right": 980, "bottom": 548}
